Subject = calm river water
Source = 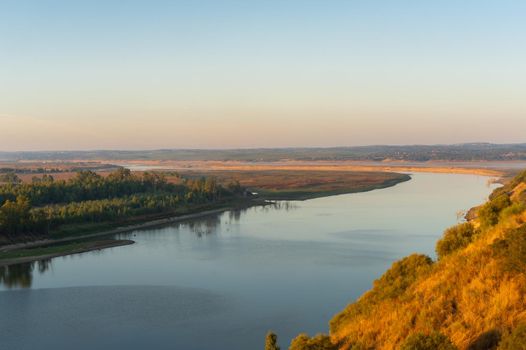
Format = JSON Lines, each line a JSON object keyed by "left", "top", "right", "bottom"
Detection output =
{"left": 0, "top": 173, "right": 498, "bottom": 350}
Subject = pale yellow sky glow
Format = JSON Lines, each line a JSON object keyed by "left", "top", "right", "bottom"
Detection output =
{"left": 1, "top": 1, "right": 525, "bottom": 151}
{"left": 1, "top": 106, "right": 524, "bottom": 151}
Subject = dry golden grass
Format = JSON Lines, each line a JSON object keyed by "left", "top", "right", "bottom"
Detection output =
{"left": 176, "top": 169, "right": 408, "bottom": 197}
{"left": 329, "top": 174, "right": 526, "bottom": 350}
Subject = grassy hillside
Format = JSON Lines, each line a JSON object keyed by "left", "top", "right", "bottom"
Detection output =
{"left": 289, "top": 170, "right": 526, "bottom": 350}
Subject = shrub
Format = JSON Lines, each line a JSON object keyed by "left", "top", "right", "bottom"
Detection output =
{"left": 478, "top": 194, "right": 511, "bottom": 228}
{"left": 289, "top": 334, "right": 336, "bottom": 350}
{"left": 400, "top": 332, "right": 457, "bottom": 350}
{"left": 266, "top": 331, "right": 281, "bottom": 350}
{"left": 500, "top": 202, "right": 526, "bottom": 220}
{"left": 498, "top": 324, "right": 526, "bottom": 350}
{"left": 436, "top": 222, "right": 477, "bottom": 259}
{"left": 492, "top": 225, "right": 526, "bottom": 274}
{"left": 372, "top": 254, "right": 434, "bottom": 299}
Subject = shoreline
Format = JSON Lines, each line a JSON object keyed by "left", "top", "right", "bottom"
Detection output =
{"left": 0, "top": 169, "right": 502, "bottom": 263}
{"left": 0, "top": 207, "right": 239, "bottom": 254}
{"left": 0, "top": 175, "right": 411, "bottom": 253}
{"left": 0, "top": 239, "right": 135, "bottom": 267}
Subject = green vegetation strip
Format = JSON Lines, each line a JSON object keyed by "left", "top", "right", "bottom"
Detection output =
{"left": 0, "top": 239, "right": 134, "bottom": 266}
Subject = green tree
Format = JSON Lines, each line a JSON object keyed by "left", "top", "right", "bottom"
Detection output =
{"left": 0, "top": 196, "right": 31, "bottom": 235}
{"left": 0, "top": 172, "right": 21, "bottom": 184}
{"left": 0, "top": 169, "right": 243, "bottom": 237}
{"left": 42, "top": 174, "right": 54, "bottom": 183}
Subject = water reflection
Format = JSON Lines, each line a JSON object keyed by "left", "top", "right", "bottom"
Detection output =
{"left": 185, "top": 216, "right": 221, "bottom": 237}
{"left": 257, "top": 201, "right": 298, "bottom": 213}
{"left": 0, "top": 203, "right": 299, "bottom": 287}
{"left": 0, "top": 259, "right": 51, "bottom": 289}
{"left": 180, "top": 202, "right": 298, "bottom": 237}
{"left": 228, "top": 209, "right": 243, "bottom": 222}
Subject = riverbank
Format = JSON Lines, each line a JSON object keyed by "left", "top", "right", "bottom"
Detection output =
{"left": 0, "top": 170, "right": 412, "bottom": 251}
{"left": 0, "top": 205, "right": 252, "bottom": 254}
{"left": 0, "top": 205, "right": 246, "bottom": 265}
{"left": 0, "top": 239, "right": 135, "bottom": 267}
{"left": 0, "top": 167, "right": 486, "bottom": 263}
{"left": 0, "top": 174, "right": 408, "bottom": 261}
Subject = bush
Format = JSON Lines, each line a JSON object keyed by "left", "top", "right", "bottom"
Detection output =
{"left": 400, "top": 332, "right": 457, "bottom": 350}
{"left": 436, "top": 222, "right": 477, "bottom": 259}
{"left": 266, "top": 331, "right": 281, "bottom": 350}
{"left": 289, "top": 334, "right": 336, "bottom": 350}
{"left": 500, "top": 202, "right": 526, "bottom": 220}
{"left": 492, "top": 225, "right": 526, "bottom": 274}
{"left": 478, "top": 194, "right": 511, "bottom": 228}
{"left": 498, "top": 324, "right": 526, "bottom": 350}
{"left": 372, "top": 254, "right": 434, "bottom": 300}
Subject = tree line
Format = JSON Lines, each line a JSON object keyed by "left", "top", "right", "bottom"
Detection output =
{"left": 0, "top": 169, "right": 244, "bottom": 237}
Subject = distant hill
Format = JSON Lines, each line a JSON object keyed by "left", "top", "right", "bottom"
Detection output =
{"left": 1, "top": 143, "right": 526, "bottom": 162}
{"left": 288, "top": 169, "right": 526, "bottom": 350}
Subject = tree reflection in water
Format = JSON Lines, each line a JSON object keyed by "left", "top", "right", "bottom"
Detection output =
{"left": 257, "top": 201, "right": 298, "bottom": 213}
{"left": 186, "top": 216, "right": 222, "bottom": 237}
{"left": 0, "top": 203, "right": 300, "bottom": 288}
{"left": 182, "top": 202, "right": 298, "bottom": 237}
{"left": 0, "top": 259, "right": 51, "bottom": 289}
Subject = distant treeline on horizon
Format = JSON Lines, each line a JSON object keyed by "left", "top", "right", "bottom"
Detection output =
{"left": 1, "top": 143, "right": 526, "bottom": 162}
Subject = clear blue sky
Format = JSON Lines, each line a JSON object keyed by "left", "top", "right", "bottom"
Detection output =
{"left": 1, "top": 0, "right": 525, "bottom": 150}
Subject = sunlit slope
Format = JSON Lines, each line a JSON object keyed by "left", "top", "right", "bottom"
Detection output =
{"left": 292, "top": 170, "right": 526, "bottom": 350}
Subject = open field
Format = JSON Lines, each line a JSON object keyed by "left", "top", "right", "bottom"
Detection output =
{"left": 177, "top": 169, "right": 411, "bottom": 200}
{"left": 0, "top": 161, "right": 120, "bottom": 184}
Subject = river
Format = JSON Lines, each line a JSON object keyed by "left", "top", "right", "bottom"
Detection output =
{"left": 0, "top": 173, "right": 498, "bottom": 350}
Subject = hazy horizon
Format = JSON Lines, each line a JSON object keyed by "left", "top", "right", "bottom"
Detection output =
{"left": 1, "top": 0, "right": 525, "bottom": 151}
{"left": 2, "top": 142, "right": 526, "bottom": 154}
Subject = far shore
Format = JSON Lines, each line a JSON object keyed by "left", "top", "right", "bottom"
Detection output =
{"left": 102, "top": 159, "right": 514, "bottom": 179}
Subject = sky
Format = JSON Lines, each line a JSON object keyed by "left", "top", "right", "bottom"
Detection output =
{"left": 1, "top": 0, "right": 525, "bottom": 151}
